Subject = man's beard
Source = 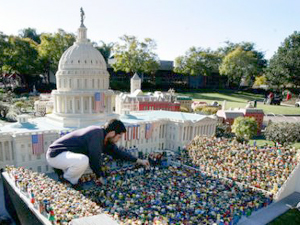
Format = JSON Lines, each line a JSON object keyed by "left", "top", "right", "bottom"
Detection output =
{"left": 106, "top": 137, "right": 115, "bottom": 145}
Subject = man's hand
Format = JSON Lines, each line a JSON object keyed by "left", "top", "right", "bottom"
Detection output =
{"left": 136, "top": 159, "right": 150, "bottom": 168}
{"left": 95, "top": 177, "right": 107, "bottom": 185}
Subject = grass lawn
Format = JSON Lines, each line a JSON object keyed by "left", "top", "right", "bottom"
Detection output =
{"left": 248, "top": 137, "right": 300, "bottom": 149}
{"left": 178, "top": 90, "right": 300, "bottom": 115}
{"left": 268, "top": 209, "right": 300, "bottom": 225}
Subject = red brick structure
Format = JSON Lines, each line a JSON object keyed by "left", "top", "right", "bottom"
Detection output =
{"left": 217, "top": 107, "right": 264, "bottom": 134}
{"left": 138, "top": 101, "right": 180, "bottom": 111}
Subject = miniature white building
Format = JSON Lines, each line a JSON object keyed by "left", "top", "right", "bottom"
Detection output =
{"left": 34, "top": 94, "right": 54, "bottom": 115}
{"left": 0, "top": 14, "right": 217, "bottom": 173}
{"left": 115, "top": 88, "right": 180, "bottom": 114}
{"left": 130, "top": 73, "right": 141, "bottom": 94}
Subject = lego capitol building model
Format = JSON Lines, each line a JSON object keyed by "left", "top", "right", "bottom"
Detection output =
{"left": 0, "top": 13, "right": 217, "bottom": 174}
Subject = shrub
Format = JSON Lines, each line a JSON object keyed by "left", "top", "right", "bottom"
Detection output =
{"left": 180, "top": 106, "right": 189, "bottom": 112}
{"left": 265, "top": 122, "right": 300, "bottom": 145}
{"left": 216, "top": 123, "right": 233, "bottom": 138}
{"left": 201, "top": 106, "right": 219, "bottom": 115}
{"left": 194, "top": 106, "right": 219, "bottom": 115}
{"left": 194, "top": 105, "right": 205, "bottom": 112}
{"left": 231, "top": 117, "right": 258, "bottom": 141}
{"left": 13, "top": 101, "right": 27, "bottom": 113}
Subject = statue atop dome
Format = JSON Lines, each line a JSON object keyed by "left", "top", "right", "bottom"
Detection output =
{"left": 80, "top": 7, "right": 85, "bottom": 27}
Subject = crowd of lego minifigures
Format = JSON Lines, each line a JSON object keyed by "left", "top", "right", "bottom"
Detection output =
{"left": 181, "top": 136, "right": 300, "bottom": 193}
{"left": 5, "top": 166, "right": 102, "bottom": 224}
{"left": 6, "top": 157, "right": 274, "bottom": 225}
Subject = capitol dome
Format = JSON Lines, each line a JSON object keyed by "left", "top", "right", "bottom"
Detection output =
{"left": 58, "top": 41, "right": 107, "bottom": 71}
{"left": 48, "top": 9, "right": 116, "bottom": 128}
{"left": 55, "top": 22, "right": 109, "bottom": 92}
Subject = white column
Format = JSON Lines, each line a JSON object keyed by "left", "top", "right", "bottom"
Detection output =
{"left": 53, "top": 95, "right": 57, "bottom": 113}
{"left": 0, "top": 141, "right": 3, "bottom": 162}
{"left": 5, "top": 141, "right": 10, "bottom": 161}
{"left": 186, "top": 126, "right": 188, "bottom": 140}
{"left": 57, "top": 96, "right": 61, "bottom": 113}
{"left": 64, "top": 97, "right": 67, "bottom": 113}
{"left": 8, "top": 140, "right": 13, "bottom": 161}
{"left": 72, "top": 97, "right": 76, "bottom": 114}
{"left": 107, "top": 96, "right": 110, "bottom": 113}
{"left": 81, "top": 97, "right": 84, "bottom": 114}
{"left": 89, "top": 96, "right": 92, "bottom": 113}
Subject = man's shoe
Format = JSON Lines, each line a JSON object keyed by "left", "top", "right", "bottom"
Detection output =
{"left": 58, "top": 176, "right": 83, "bottom": 190}
{"left": 72, "top": 183, "right": 83, "bottom": 191}
{"left": 53, "top": 168, "right": 63, "bottom": 177}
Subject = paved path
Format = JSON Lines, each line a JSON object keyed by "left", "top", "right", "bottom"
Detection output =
{"left": 263, "top": 115, "right": 300, "bottom": 125}
{"left": 238, "top": 192, "right": 300, "bottom": 225}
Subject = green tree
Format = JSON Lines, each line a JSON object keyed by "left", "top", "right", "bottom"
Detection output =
{"left": 0, "top": 102, "right": 10, "bottom": 119}
{"left": 218, "top": 41, "right": 267, "bottom": 73}
{"left": 2, "top": 36, "right": 39, "bottom": 78}
{"left": 112, "top": 35, "right": 159, "bottom": 75}
{"left": 174, "top": 47, "right": 221, "bottom": 76}
{"left": 19, "top": 27, "right": 41, "bottom": 44}
{"left": 95, "top": 41, "right": 114, "bottom": 63}
{"left": 231, "top": 117, "right": 258, "bottom": 141}
{"left": 265, "top": 54, "right": 289, "bottom": 87}
{"left": 38, "top": 29, "right": 75, "bottom": 83}
{"left": 219, "top": 47, "right": 257, "bottom": 87}
{"left": 266, "top": 31, "right": 300, "bottom": 87}
{"left": 0, "top": 32, "right": 9, "bottom": 85}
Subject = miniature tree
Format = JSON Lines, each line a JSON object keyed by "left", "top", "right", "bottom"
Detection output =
{"left": 231, "top": 117, "right": 258, "bottom": 142}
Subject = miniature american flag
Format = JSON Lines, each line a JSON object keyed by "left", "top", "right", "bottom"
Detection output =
{"left": 145, "top": 123, "right": 153, "bottom": 139}
{"left": 94, "top": 92, "right": 101, "bottom": 112}
{"left": 95, "top": 92, "right": 105, "bottom": 112}
{"left": 32, "top": 134, "right": 44, "bottom": 155}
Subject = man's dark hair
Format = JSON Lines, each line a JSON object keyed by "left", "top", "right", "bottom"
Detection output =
{"left": 104, "top": 119, "right": 126, "bottom": 134}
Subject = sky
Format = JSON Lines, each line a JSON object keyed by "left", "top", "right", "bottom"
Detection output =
{"left": 0, "top": 0, "right": 300, "bottom": 61}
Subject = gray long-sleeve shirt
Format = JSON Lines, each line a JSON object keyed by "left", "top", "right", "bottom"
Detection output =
{"left": 47, "top": 126, "right": 137, "bottom": 177}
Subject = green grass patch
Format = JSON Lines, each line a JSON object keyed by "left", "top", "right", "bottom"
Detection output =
{"left": 248, "top": 137, "right": 300, "bottom": 150}
{"left": 268, "top": 209, "right": 300, "bottom": 225}
{"left": 292, "top": 142, "right": 300, "bottom": 150}
{"left": 179, "top": 90, "right": 300, "bottom": 115}
{"left": 248, "top": 139, "right": 275, "bottom": 147}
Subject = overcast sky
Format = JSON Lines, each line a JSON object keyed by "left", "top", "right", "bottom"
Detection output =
{"left": 0, "top": 0, "right": 300, "bottom": 61}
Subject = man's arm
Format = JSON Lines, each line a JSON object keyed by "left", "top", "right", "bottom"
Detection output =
{"left": 104, "top": 144, "right": 137, "bottom": 162}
